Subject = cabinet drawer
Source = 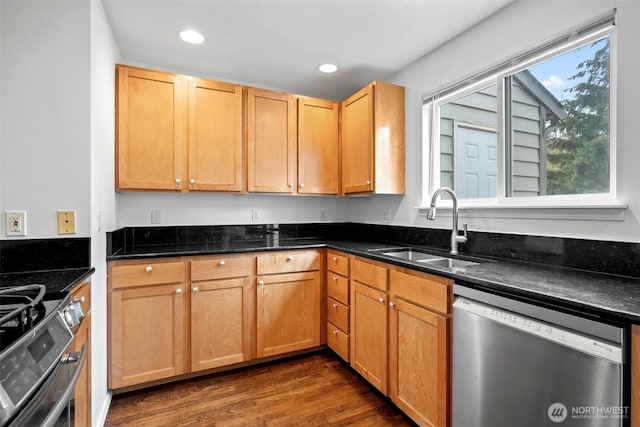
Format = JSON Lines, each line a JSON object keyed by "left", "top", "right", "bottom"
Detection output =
{"left": 111, "top": 262, "right": 184, "bottom": 289}
{"left": 257, "top": 251, "right": 320, "bottom": 275}
{"left": 327, "top": 322, "right": 349, "bottom": 362}
{"left": 327, "top": 298, "right": 349, "bottom": 332}
{"left": 389, "top": 270, "right": 452, "bottom": 315}
{"left": 327, "top": 251, "right": 349, "bottom": 276}
{"left": 327, "top": 272, "right": 349, "bottom": 305}
{"left": 352, "top": 258, "right": 387, "bottom": 291}
{"left": 191, "top": 256, "right": 252, "bottom": 281}
{"left": 72, "top": 281, "right": 91, "bottom": 315}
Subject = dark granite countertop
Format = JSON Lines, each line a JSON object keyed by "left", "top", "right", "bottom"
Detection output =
{"left": 0, "top": 267, "right": 95, "bottom": 296}
{"left": 107, "top": 237, "right": 640, "bottom": 324}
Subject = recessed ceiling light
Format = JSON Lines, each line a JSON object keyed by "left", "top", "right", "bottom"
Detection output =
{"left": 318, "top": 63, "right": 338, "bottom": 74}
{"left": 179, "top": 29, "right": 205, "bottom": 44}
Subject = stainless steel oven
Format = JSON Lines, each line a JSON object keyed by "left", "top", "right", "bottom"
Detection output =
{"left": 0, "top": 285, "right": 86, "bottom": 427}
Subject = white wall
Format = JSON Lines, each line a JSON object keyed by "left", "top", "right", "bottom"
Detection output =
{"left": 0, "top": 0, "right": 91, "bottom": 238}
{"left": 90, "top": 0, "right": 119, "bottom": 424}
{"left": 352, "top": 0, "right": 640, "bottom": 243}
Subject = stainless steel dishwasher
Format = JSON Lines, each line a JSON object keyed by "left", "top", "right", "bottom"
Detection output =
{"left": 453, "top": 285, "right": 627, "bottom": 427}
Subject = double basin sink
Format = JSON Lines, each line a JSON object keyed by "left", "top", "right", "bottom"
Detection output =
{"left": 369, "top": 247, "right": 484, "bottom": 272}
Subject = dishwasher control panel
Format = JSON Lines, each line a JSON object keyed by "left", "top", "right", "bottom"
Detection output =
{"left": 454, "top": 296, "right": 623, "bottom": 364}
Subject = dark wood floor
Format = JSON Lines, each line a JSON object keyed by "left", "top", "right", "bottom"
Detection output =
{"left": 105, "top": 351, "right": 414, "bottom": 426}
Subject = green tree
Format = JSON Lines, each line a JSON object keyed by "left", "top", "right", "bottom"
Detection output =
{"left": 546, "top": 38, "right": 610, "bottom": 195}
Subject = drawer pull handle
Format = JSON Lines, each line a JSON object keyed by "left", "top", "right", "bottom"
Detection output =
{"left": 287, "top": 256, "right": 293, "bottom": 261}
{"left": 145, "top": 266, "right": 153, "bottom": 273}
{"left": 219, "top": 260, "right": 226, "bottom": 266}
{"left": 378, "top": 297, "right": 385, "bottom": 304}
{"left": 192, "top": 287, "right": 199, "bottom": 293}
{"left": 176, "top": 288, "right": 182, "bottom": 295}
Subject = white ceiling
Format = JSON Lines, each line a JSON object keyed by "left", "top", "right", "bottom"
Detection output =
{"left": 102, "top": 0, "right": 514, "bottom": 100}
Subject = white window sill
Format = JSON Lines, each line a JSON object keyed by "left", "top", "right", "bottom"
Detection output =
{"left": 416, "top": 202, "right": 628, "bottom": 221}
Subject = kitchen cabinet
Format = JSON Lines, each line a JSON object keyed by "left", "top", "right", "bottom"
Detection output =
{"left": 116, "top": 64, "right": 245, "bottom": 192}
{"left": 188, "top": 78, "right": 244, "bottom": 191}
{"left": 256, "top": 250, "right": 322, "bottom": 356}
{"left": 341, "top": 81, "right": 405, "bottom": 195}
{"left": 350, "top": 257, "right": 389, "bottom": 394}
{"left": 108, "top": 260, "right": 187, "bottom": 389}
{"left": 326, "top": 251, "right": 350, "bottom": 361}
{"left": 297, "top": 97, "right": 340, "bottom": 194}
{"left": 632, "top": 325, "right": 640, "bottom": 427}
{"left": 388, "top": 269, "right": 452, "bottom": 427}
{"left": 247, "top": 88, "right": 297, "bottom": 193}
{"left": 190, "top": 255, "right": 253, "bottom": 371}
{"left": 72, "top": 281, "right": 91, "bottom": 427}
{"left": 116, "top": 65, "right": 188, "bottom": 191}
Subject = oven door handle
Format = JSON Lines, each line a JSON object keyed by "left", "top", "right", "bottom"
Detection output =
{"left": 40, "top": 342, "right": 87, "bottom": 427}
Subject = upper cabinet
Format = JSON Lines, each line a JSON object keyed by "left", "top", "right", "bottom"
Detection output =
{"left": 116, "top": 66, "right": 188, "bottom": 191}
{"left": 341, "top": 81, "right": 405, "bottom": 195}
{"left": 298, "top": 97, "right": 340, "bottom": 195}
{"left": 116, "top": 65, "right": 244, "bottom": 192}
{"left": 247, "top": 88, "right": 297, "bottom": 193}
{"left": 188, "top": 78, "right": 244, "bottom": 192}
{"left": 116, "top": 64, "right": 403, "bottom": 196}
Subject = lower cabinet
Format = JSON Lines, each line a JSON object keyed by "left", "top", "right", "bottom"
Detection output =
{"left": 72, "top": 281, "right": 91, "bottom": 427}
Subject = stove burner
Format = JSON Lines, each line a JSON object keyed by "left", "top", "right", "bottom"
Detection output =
{"left": 0, "top": 284, "right": 46, "bottom": 351}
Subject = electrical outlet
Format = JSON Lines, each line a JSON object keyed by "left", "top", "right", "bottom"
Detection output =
{"left": 6, "top": 211, "right": 27, "bottom": 236}
{"left": 151, "top": 209, "right": 162, "bottom": 224}
{"left": 382, "top": 209, "right": 391, "bottom": 223}
{"left": 251, "top": 208, "right": 260, "bottom": 222}
{"left": 57, "top": 210, "right": 76, "bottom": 234}
{"left": 320, "top": 209, "right": 328, "bottom": 221}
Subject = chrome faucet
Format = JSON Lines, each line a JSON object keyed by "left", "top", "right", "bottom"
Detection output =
{"left": 427, "top": 187, "right": 468, "bottom": 255}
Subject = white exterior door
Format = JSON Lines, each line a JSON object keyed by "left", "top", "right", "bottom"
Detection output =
{"left": 454, "top": 124, "right": 497, "bottom": 199}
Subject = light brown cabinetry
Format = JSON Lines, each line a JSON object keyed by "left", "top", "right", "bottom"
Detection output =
{"left": 256, "top": 250, "right": 322, "bottom": 356}
{"left": 632, "top": 325, "right": 640, "bottom": 427}
{"left": 350, "top": 258, "right": 389, "bottom": 394}
{"left": 326, "top": 251, "right": 350, "bottom": 361}
{"left": 388, "top": 269, "right": 452, "bottom": 427}
{"left": 116, "top": 65, "right": 188, "bottom": 191}
{"left": 72, "top": 281, "right": 91, "bottom": 427}
{"left": 190, "top": 256, "right": 253, "bottom": 371}
{"left": 116, "top": 64, "right": 245, "bottom": 192}
{"left": 108, "top": 260, "right": 187, "bottom": 389}
{"left": 188, "top": 78, "right": 244, "bottom": 191}
{"left": 341, "top": 81, "right": 405, "bottom": 195}
{"left": 297, "top": 97, "right": 340, "bottom": 194}
{"left": 247, "top": 88, "right": 297, "bottom": 193}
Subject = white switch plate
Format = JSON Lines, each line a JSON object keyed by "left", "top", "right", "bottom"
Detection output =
{"left": 151, "top": 209, "right": 162, "bottom": 224}
{"left": 381, "top": 209, "right": 391, "bottom": 223}
{"left": 251, "top": 208, "right": 260, "bottom": 222}
{"left": 6, "top": 211, "right": 27, "bottom": 236}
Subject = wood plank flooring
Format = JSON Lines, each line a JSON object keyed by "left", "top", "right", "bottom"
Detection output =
{"left": 105, "top": 351, "right": 415, "bottom": 426}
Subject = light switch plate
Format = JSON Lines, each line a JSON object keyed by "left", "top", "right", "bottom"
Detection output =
{"left": 57, "top": 210, "right": 76, "bottom": 234}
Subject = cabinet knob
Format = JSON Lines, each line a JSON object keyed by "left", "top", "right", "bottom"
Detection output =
{"left": 332, "top": 330, "right": 338, "bottom": 335}
{"left": 190, "top": 179, "right": 196, "bottom": 185}
{"left": 145, "top": 266, "right": 153, "bottom": 273}
{"left": 80, "top": 296, "right": 86, "bottom": 303}
{"left": 175, "top": 178, "right": 181, "bottom": 185}
{"left": 389, "top": 301, "right": 396, "bottom": 308}
{"left": 366, "top": 180, "right": 371, "bottom": 185}
{"left": 219, "top": 260, "right": 226, "bottom": 266}
{"left": 332, "top": 257, "right": 337, "bottom": 262}
{"left": 333, "top": 276, "right": 338, "bottom": 281}
{"left": 299, "top": 184, "right": 304, "bottom": 189}
{"left": 258, "top": 280, "right": 265, "bottom": 286}
{"left": 176, "top": 288, "right": 182, "bottom": 295}
{"left": 288, "top": 183, "right": 293, "bottom": 188}
{"left": 332, "top": 303, "right": 338, "bottom": 309}
{"left": 192, "top": 287, "right": 199, "bottom": 293}
{"left": 286, "top": 256, "right": 293, "bottom": 262}
{"left": 378, "top": 297, "right": 385, "bottom": 304}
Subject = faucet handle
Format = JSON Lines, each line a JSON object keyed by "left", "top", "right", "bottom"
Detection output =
{"left": 462, "top": 222, "right": 468, "bottom": 237}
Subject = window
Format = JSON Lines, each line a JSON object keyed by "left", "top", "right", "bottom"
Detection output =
{"left": 424, "top": 13, "right": 620, "bottom": 215}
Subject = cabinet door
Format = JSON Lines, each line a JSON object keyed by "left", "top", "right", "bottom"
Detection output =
{"left": 72, "top": 282, "right": 91, "bottom": 427}
{"left": 191, "top": 278, "right": 251, "bottom": 371}
{"left": 297, "top": 97, "right": 339, "bottom": 194}
{"left": 188, "top": 79, "right": 244, "bottom": 192}
{"left": 350, "top": 282, "right": 388, "bottom": 394}
{"left": 256, "top": 271, "right": 320, "bottom": 357}
{"left": 247, "top": 88, "right": 297, "bottom": 193}
{"left": 116, "top": 65, "right": 187, "bottom": 191}
{"left": 389, "top": 297, "right": 449, "bottom": 427}
{"left": 342, "top": 83, "right": 374, "bottom": 194}
{"left": 109, "top": 284, "right": 185, "bottom": 388}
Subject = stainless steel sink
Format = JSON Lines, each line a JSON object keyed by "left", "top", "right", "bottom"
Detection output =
{"left": 380, "top": 249, "right": 445, "bottom": 262}
{"left": 420, "top": 258, "right": 479, "bottom": 269}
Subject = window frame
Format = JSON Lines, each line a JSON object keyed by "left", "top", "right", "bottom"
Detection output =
{"left": 421, "top": 13, "right": 625, "bottom": 220}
